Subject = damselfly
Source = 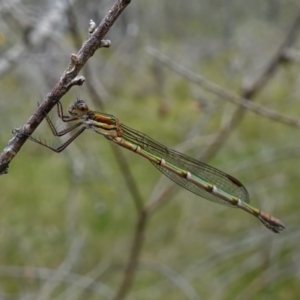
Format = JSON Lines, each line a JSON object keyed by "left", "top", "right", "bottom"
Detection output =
{"left": 26, "top": 99, "right": 285, "bottom": 233}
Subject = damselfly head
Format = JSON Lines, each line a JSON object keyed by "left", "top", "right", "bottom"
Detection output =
{"left": 68, "top": 99, "right": 89, "bottom": 117}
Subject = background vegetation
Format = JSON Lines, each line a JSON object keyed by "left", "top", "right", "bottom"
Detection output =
{"left": 0, "top": 0, "right": 299, "bottom": 299}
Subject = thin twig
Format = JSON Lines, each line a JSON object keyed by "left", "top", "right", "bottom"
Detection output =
{"left": 0, "top": 265, "right": 114, "bottom": 298}
{"left": 110, "top": 145, "right": 144, "bottom": 212}
{"left": 112, "top": 209, "right": 148, "bottom": 300}
{"left": 200, "top": 8, "right": 300, "bottom": 162}
{"left": 139, "top": 261, "right": 201, "bottom": 300}
{"left": 0, "top": 0, "right": 132, "bottom": 175}
{"left": 145, "top": 8, "right": 300, "bottom": 212}
{"left": 146, "top": 47, "right": 300, "bottom": 130}
{"left": 66, "top": 4, "right": 109, "bottom": 109}
{"left": 66, "top": 3, "right": 143, "bottom": 212}
{"left": 36, "top": 237, "right": 83, "bottom": 300}
{"left": 149, "top": 8, "right": 300, "bottom": 161}
{"left": 241, "top": 9, "right": 300, "bottom": 99}
{"left": 53, "top": 260, "right": 113, "bottom": 300}
{"left": 0, "top": 1, "right": 75, "bottom": 77}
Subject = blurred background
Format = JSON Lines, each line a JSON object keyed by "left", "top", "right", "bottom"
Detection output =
{"left": 0, "top": 0, "right": 300, "bottom": 299}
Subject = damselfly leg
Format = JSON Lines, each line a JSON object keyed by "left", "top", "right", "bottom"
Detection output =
{"left": 27, "top": 101, "right": 86, "bottom": 152}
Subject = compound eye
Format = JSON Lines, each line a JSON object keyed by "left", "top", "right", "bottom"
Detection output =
{"left": 76, "top": 103, "right": 88, "bottom": 114}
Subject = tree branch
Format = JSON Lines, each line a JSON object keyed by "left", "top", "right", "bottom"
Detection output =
{"left": 113, "top": 210, "right": 148, "bottom": 300}
{"left": 147, "top": 47, "right": 300, "bottom": 130}
{"left": 0, "top": 0, "right": 131, "bottom": 175}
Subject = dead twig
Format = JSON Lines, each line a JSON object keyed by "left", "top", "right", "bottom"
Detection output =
{"left": 0, "top": 0, "right": 132, "bottom": 175}
{"left": 145, "top": 8, "right": 300, "bottom": 213}
{"left": 66, "top": 3, "right": 143, "bottom": 212}
{"left": 112, "top": 209, "right": 148, "bottom": 300}
{"left": 146, "top": 47, "right": 300, "bottom": 130}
